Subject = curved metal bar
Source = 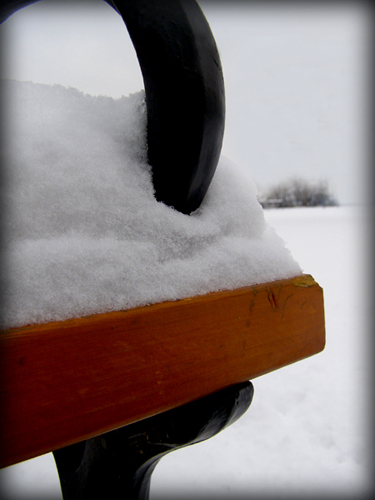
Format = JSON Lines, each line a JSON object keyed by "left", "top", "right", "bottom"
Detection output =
{"left": 1, "top": 0, "right": 225, "bottom": 214}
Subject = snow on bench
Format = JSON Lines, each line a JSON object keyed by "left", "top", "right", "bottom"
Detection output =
{"left": 0, "top": 79, "right": 325, "bottom": 470}
{"left": 1, "top": 80, "right": 302, "bottom": 330}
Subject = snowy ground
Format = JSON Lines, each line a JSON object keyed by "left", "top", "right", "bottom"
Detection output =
{"left": 0, "top": 204, "right": 372, "bottom": 500}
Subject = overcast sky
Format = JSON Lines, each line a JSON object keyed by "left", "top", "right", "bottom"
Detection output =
{"left": 1, "top": 0, "right": 371, "bottom": 205}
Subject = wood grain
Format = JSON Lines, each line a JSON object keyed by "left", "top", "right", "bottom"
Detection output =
{"left": 0, "top": 274, "right": 325, "bottom": 468}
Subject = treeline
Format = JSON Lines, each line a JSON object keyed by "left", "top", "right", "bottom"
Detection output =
{"left": 258, "top": 179, "right": 338, "bottom": 208}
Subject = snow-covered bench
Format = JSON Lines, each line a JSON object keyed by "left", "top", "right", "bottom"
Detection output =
{"left": 0, "top": 1, "right": 325, "bottom": 498}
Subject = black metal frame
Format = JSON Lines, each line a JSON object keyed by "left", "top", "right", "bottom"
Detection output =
{"left": 53, "top": 382, "right": 253, "bottom": 500}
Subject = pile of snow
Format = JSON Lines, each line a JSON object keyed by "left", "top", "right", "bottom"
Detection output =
{"left": 0, "top": 80, "right": 301, "bottom": 329}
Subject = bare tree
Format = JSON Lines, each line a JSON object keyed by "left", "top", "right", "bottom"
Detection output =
{"left": 259, "top": 179, "right": 338, "bottom": 208}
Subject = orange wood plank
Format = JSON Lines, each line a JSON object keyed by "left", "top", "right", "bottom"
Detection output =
{"left": 0, "top": 274, "right": 325, "bottom": 468}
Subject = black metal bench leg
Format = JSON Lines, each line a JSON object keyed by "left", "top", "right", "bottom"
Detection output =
{"left": 53, "top": 381, "right": 253, "bottom": 500}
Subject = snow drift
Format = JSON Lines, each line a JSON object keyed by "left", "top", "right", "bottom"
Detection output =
{"left": 1, "top": 81, "right": 301, "bottom": 329}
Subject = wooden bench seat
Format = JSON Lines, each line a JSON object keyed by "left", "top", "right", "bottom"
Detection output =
{"left": 0, "top": 274, "right": 325, "bottom": 469}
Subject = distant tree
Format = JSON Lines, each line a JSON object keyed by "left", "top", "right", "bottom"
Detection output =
{"left": 258, "top": 178, "right": 338, "bottom": 208}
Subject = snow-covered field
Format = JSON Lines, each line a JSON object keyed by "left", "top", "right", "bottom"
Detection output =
{"left": 0, "top": 204, "right": 372, "bottom": 500}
